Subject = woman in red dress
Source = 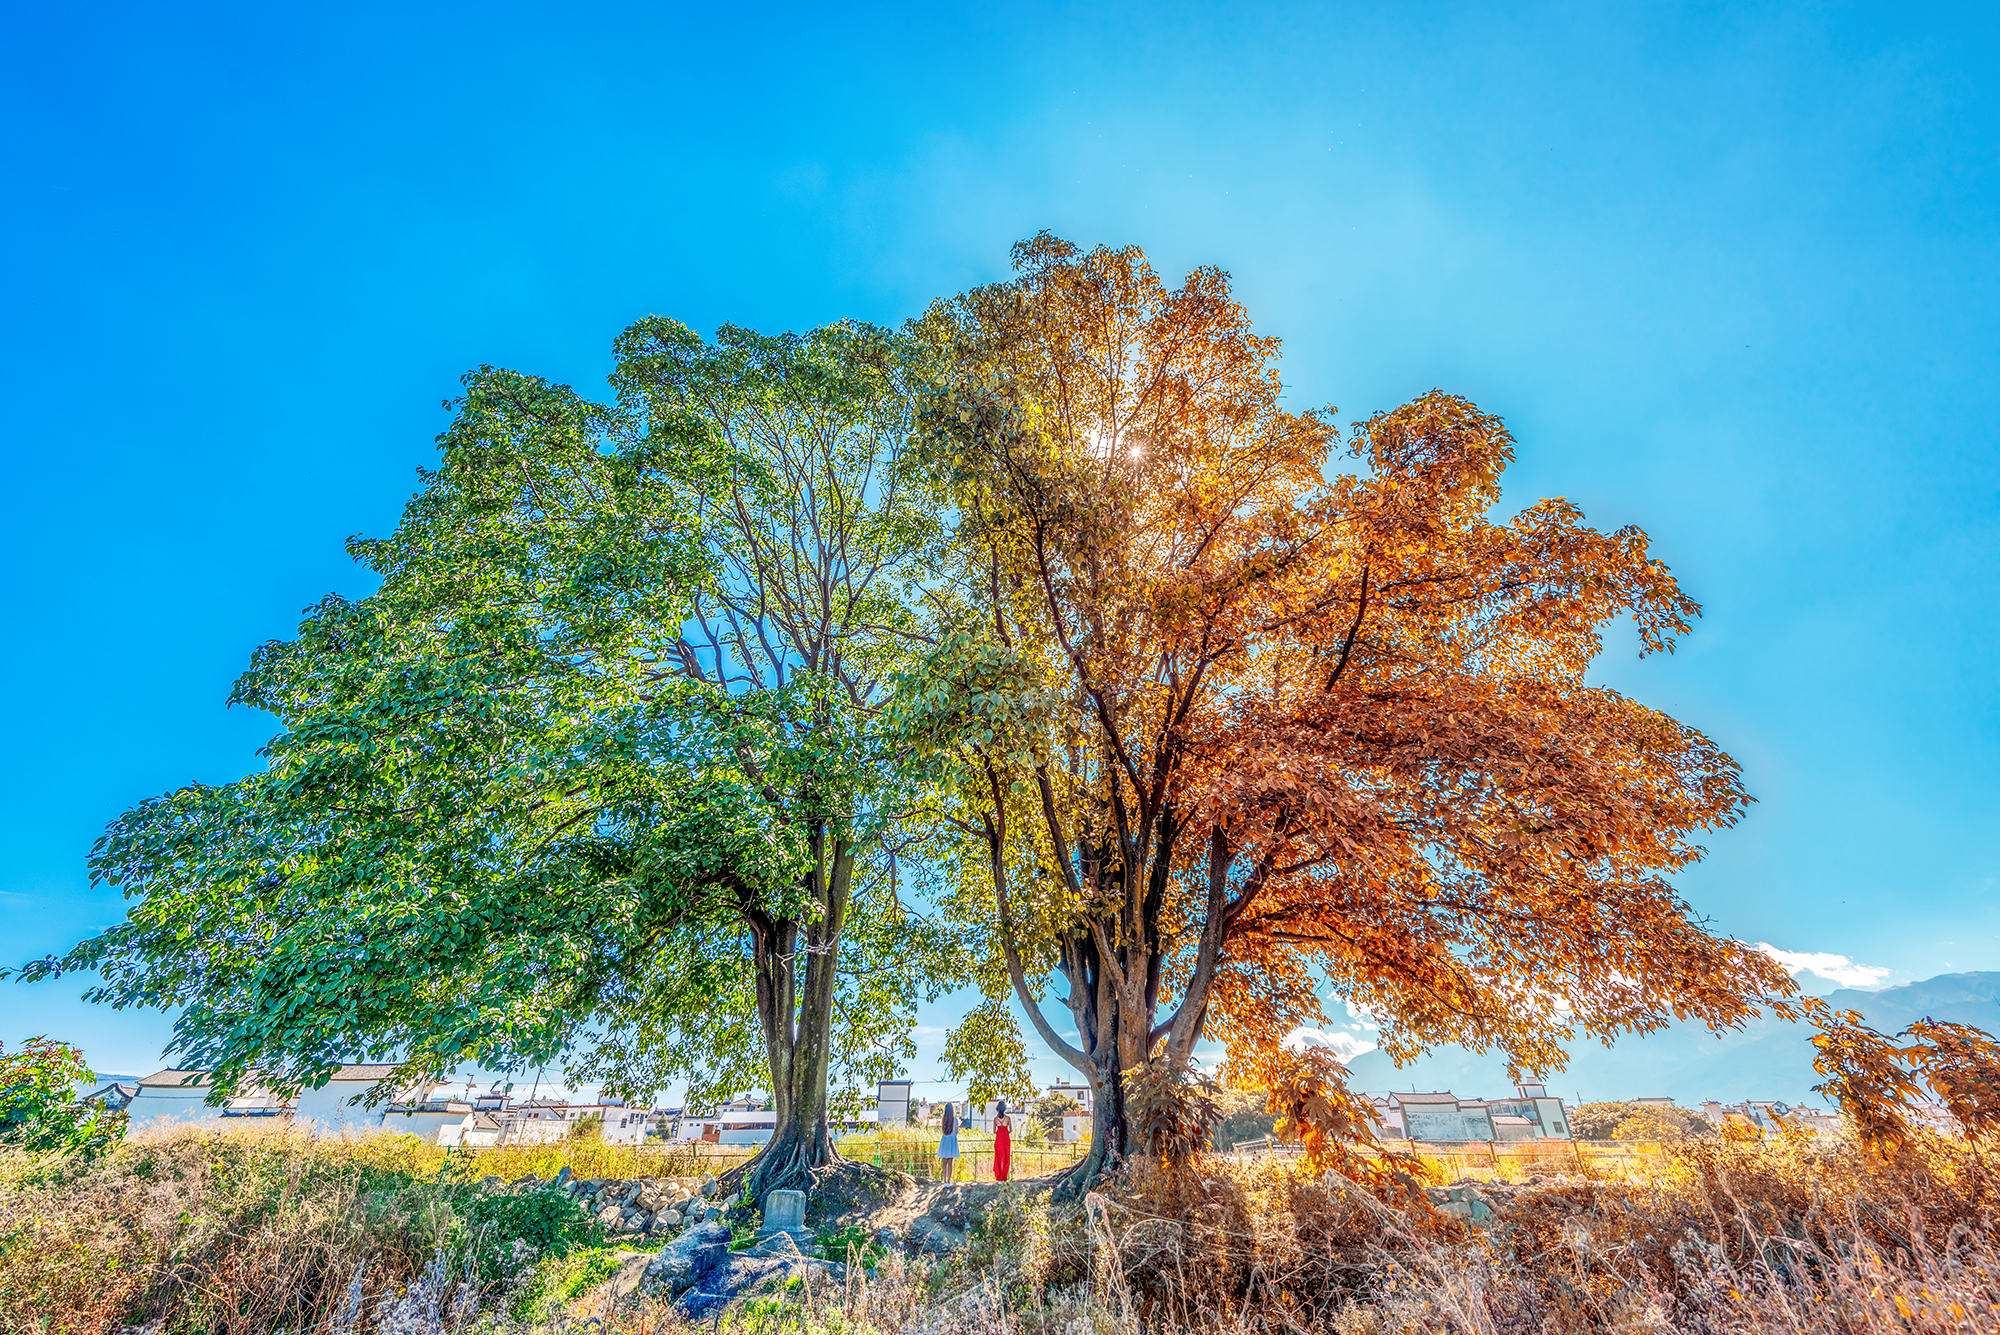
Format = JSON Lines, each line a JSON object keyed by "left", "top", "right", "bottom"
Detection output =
{"left": 992, "top": 1099, "right": 1013, "bottom": 1182}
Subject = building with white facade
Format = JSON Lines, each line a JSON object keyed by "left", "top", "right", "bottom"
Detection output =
{"left": 684, "top": 1096, "right": 777, "bottom": 1145}
{"left": 122, "top": 1064, "right": 655, "bottom": 1145}
{"left": 126, "top": 1070, "right": 224, "bottom": 1131}
{"left": 1701, "top": 1099, "right": 1842, "bottom": 1137}
{"left": 1371, "top": 1085, "right": 1571, "bottom": 1142}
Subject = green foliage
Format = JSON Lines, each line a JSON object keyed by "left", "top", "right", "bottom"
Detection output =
{"left": 0, "top": 1037, "right": 124, "bottom": 1158}
{"left": 460, "top": 1184, "right": 597, "bottom": 1281}
{"left": 15, "top": 323, "right": 974, "bottom": 1163}
{"left": 1032, "top": 1093, "right": 1084, "bottom": 1133}
{"left": 507, "top": 1243, "right": 625, "bottom": 1321}
{"left": 1569, "top": 1101, "right": 1714, "bottom": 1141}
{"left": 942, "top": 999, "right": 1039, "bottom": 1107}
{"left": 1209, "top": 1088, "right": 1277, "bottom": 1150}
{"left": 815, "top": 1221, "right": 887, "bottom": 1268}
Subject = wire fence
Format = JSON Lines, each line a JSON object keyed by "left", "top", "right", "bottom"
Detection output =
{"left": 679, "top": 1132, "right": 1657, "bottom": 1186}
{"left": 835, "top": 1132, "right": 1089, "bottom": 1182}
{"left": 1230, "top": 1135, "right": 1673, "bottom": 1182}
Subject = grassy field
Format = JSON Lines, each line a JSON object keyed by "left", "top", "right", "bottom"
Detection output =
{"left": 833, "top": 1127, "right": 1088, "bottom": 1182}
{"left": 5, "top": 1123, "right": 1999, "bottom": 1332}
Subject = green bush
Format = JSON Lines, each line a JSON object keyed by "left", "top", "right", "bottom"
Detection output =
{"left": 461, "top": 1183, "right": 598, "bottom": 1279}
{"left": 0, "top": 1037, "right": 125, "bottom": 1159}
{"left": 815, "top": 1221, "right": 887, "bottom": 1267}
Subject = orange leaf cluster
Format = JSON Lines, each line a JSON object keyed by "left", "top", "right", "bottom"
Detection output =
{"left": 918, "top": 233, "right": 1792, "bottom": 1186}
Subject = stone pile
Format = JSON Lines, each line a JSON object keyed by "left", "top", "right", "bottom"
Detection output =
{"left": 478, "top": 1167, "right": 737, "bottom": 1239}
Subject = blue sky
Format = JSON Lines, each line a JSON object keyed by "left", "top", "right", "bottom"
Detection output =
{"left": 5, "top": 2, "right": 1999, "bottom": 1092}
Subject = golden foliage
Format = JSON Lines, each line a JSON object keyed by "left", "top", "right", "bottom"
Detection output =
{"left": 1803, "top": 998, "right": 2000, "bottom": 1155}
{"left": 918, "top": 232, "right": 1789, "bottom": 1182}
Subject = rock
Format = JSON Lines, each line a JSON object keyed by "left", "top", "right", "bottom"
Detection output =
{"left": 920, "top": 1226, "right": 965, "bottom": 1256}
{"left": 907, "top": 1215, "right": 965, "bottom": 1255}
{"left": 641, "top": 1221, "right": 733, "bottom": 1297}
{"left": 552, "top": 1166, "right": 574, "bottom": 1189}
{"left": 750, "top": 1232, "right": 803, "bottom": 1258}
{"left": 1424, "top": 1183, "right": 1495, "bottom": 1223}
{"left": 703, "top": 1206, "right": 722, "bottom": 1221}
{"left": 477, "top": 1175, "right": 504, "bottom": 1193}
{"left": 676, "top": 1254, "right": 849, "bottom": 1321}
{"left": 656, "top": 1208, "right": 683, "bottom": 1230}
{"left": 510, "top": 1174, "right": 540, "bottom": 1189}
{"left": 588, "top": 1249, "right": 656, "bottom": 1305}
{"left": 699, "top": 1174, "right": 718, "bottom": 1198}
{"left": 596, "top": 1204, "right": 626, "bottom": 1228}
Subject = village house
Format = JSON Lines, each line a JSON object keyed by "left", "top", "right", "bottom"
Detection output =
{"left": 125, "top": 1069, "right": 225, "bottom": 1130}
{"left": 78, "top": 1080, "right": 138, "bottom": 1113}
{"left": 684, "top": 1096, "right": 778, "bottom": 1145}
{"left": 122, "top": 1065, "right": 652, "bottom": 1145}
{"left": 1370, "top": 1085, "right": 1572, "bottom": 1142}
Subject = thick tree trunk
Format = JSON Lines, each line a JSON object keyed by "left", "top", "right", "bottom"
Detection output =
{"left": 1059, "top": 1032, "right": 1128, "bottom": 1199}
{"left": 736, "top": 831, "right": 854, "bottom": 1203}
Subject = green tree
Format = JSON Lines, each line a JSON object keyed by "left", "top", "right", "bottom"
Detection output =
{"left": 1569, "top": 1101, "right": 1713, "bottom": 1140}
{"left": 941, "top": 999, "right": 1039, "bottom": 1107}
{"left": 1033, "top": 1090, "right": 1084, "bottom": 1134}
{"left": 18, "top": 321, "right": 962, "bottom": 1195}
{"left": 1208, "top": 1088, "right": 1276, "bottom": 1150}
{"left": 0, "top": 1037, "right": 124, "bottom": 1157}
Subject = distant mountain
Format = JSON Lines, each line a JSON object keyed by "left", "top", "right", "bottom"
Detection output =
{"left": 1342, "top": 971, "right": 2000, "bottom": 1108}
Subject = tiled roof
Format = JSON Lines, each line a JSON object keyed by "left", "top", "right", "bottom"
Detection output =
{"left": 324, "top": 1064, "right": 404, "bottom": 1081}
{"left": 1390, "top": 1091, "right": 1462, "bottom": 1105}
{"left": 137, "top": 1069, "right": 212, "bottom": 1088}
{"left": 1491, "top": 1114, "right": 1535, "bottom": 1125}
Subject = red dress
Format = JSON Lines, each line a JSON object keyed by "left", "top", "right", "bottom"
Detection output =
{"left": 993, "top": 1115, "right": 1012, "bottom": 1181}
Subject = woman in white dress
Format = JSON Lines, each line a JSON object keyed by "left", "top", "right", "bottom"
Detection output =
{"left": 937, "top": 1101, "right": 959, "bottom": 1182}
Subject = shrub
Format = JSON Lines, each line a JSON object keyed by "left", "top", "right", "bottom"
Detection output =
{"left": 0, "top": 1037, "right": 124, "bottom": 1158}
{"left": 1569, "top": 1099, "right": 1713, "bottom": 1140}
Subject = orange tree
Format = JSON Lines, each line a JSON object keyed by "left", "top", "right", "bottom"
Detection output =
{"left": 1802, "top": 999, "right": 2000, "bottom": 1153}
{"left": 897, "top": 233, "right": 1789, "bottom": 1192}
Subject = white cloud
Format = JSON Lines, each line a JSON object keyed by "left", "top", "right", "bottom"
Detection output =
{"left": 1343, "top": 999, "right": 1381, "bottom": 1029}
{"left": 1756, "top": 943, "right": 1892, "bottom": 990}
{"left": 1282, "top": 1027, "right": 1378, "bottom": 1063}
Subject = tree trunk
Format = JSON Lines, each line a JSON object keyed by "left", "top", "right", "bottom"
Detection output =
{"left": 1059, "top": 1035, "right": 1128, "bottom": 1199}
{"left": 736, "top": 832, "right": 855, "bottom": 1203}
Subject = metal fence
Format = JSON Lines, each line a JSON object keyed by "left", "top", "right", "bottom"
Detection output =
{"left": 1402, "top": 1138, "right": 1668, "bottom": 1180}
{"left": 835, "top": 1133, "right": 1088, "bottom": 1182}
{"left": 1230, "top": 1135, "right": 1671, "bottom": 1181}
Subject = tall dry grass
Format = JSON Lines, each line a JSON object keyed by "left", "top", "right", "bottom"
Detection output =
{"left": 7, "top": 1124, "right": 2000, "bottom": 1333}
{"left": 0, "top": 1125, "right": 729, "bottom": 1334}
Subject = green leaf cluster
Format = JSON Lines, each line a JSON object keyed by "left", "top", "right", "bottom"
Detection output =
{"left": 0, "top": 1037, "right": 125, "bottom": 1158}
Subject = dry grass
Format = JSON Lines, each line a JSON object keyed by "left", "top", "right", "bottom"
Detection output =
{"left": 0, "top": 1124, "right": 694, "bottom": 1334}
{"left": 834, "top": 1129, "right": 1088, "bottom": 1183}
{"left": 6, "top": 1125, "right": 2000, "bottom": 1333}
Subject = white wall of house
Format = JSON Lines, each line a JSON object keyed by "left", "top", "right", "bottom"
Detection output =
{"left": 1047, "top": 1083, "right": 1093, "bottom": 1113}
{"left": 1400, "top": 1101, "right": 1497, "bottom": 1141}
{"left": 292, "top": 1067, "right": 435, "bottom": 1134}
{"left": 378, "top": 1106, "right": 472, "bottom": 1142}
{"left": 127, "top": 1073, "right": 225, "bottom": 1132}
